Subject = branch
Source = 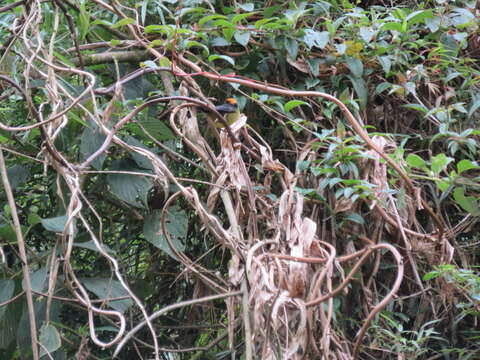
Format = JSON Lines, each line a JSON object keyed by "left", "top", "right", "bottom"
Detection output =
{"left": 0, "top": 149, "right": 39, "bottom": 360}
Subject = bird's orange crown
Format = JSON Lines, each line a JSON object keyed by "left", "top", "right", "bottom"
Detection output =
{"left": 226, "top": 98, "right": 237, "bottom": 105}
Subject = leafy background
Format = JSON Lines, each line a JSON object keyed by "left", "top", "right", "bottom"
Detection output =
{"left": 0, "top": 0, "right": 479, "bottom": 358}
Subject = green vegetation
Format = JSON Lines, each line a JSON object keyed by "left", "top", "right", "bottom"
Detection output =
{"left": 0, "top": 0, "right": 479, "bottom": 358}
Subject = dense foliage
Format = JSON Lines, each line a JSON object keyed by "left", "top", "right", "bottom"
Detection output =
{"left": 0, "top": 0, "right": 479, "bottom": 358}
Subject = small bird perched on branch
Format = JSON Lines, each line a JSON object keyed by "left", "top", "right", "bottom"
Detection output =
{"left": 214, "top": 97, "right": 240, "bottom": 128}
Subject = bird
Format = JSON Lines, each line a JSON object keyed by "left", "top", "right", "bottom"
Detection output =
{"left": 213, "top": 98, "right": 240, "bottom": 128}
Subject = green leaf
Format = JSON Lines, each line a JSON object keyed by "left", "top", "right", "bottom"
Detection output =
{"left": 208, "top": 54, "right": 235, "bottom": 65}
{"left": 0, "top": 223, "right": 18, "bottom": 243}
{"left": 453, "top": 187, "right": 480, "bottom": 216}
{"left": 231, "top": 12, "right": 258, "bottom": 24}
{"left": 435, "top": 178, "right": 450, "bottom": 192}
{"left": 130, "top": 116, "right": 175, "bottom": 142}
{"left": 0, "top": 280, "right": 14, "bottom": 320}
{"left": 107, "top": 162, "right": 153, "bottom": 208}
{"left": 406, "top": 10, "right": 433, "bottom": 25}
{"left": 381, "top": 22, "right": 404, "bottom": 33}
{"left": 345, "top": 56, "right": 363, "bottom": 77}
{"left": 184, "top": 40, "right": 210, "bottom": 55}
{"left": 144, "top": 25, "right": 175, "bottom": 37}
{"left": 78, "top": 1, "right": 90, "bottom": 42}
{"left": 431, "top": 153, "right": 453, "bottom": 174}
{"left": 198, "top": 14, "right": 228, "bottom": 26}
{"left": 80, "top": 122, "right": 107, "bottom": 170}
{"left": 285, "top": 38, "right": 298, "bottom": 59}
{"left": 402, "top": 103, "right": 428, "bottom": 113}
{"left": 41, "top": 215, "right": 69, "bottom": 233}
{"left": 423, "top": 271, "right": 439, "bottom": 281}
{"left": 111, "top": 17, "right": 135, "bottom": 28}
{"left": 124, "top": 136, "right": 154, "bottom": 170}
{"left": 284, "top": 100, "right": 309, "bottom": 113}
{"left": 25, "top": 267, "right": 47, "bottom": 293}
{"left": 239, "top": 3, "right": 254, "bottom": 11}
{"left": 211, "top": 37, "right": 230, "bottom": 47}
{"left": 376, "top": 82, "right": 392, "bottom": 94}
{"left": 406, "top": 154, "right": 426, "bottom": 169}
{"left": 303, "top": 30, "right": 329, "bottom": 49}
{"left": 347, "top": 75, "right": 367, "bottom": 109}
{"left": 359, "top": 27, "right": 375, "bottom": 43}
{"left": 234, "top": 31, "right": 250, "bottom": 46}
{"left": 81, "top": 278, "right": 134, "bottom": 313}
{"left": 74, "top": 240, "right": 116, "bottom": 255}
{"left": 5, "top": 165, "right": 29, "bottom": 189}
{"left": 345, "top": 213, "right": 365, "bottom": 224}
{"left": 39, "top": 324, "right": 61, "bottom": 357}
{"left": 425, "top": 16, "right": 440, "bottom": 32}
{"left": 457, "top": 159, "right": 479, "bottom": 174}
{"left": 468, "top": 96, "right": 480, "bottom": 118}
{"left": 178, "top": 7, "right": 207, "bottom": 18}
{"left": 143, "top": 208, "right": 187, "bottom": 260}
{"left": 378, "top": 56, "right": 392, "bottom": 74}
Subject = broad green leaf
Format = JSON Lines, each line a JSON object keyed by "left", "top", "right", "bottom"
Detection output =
{"left": 406, "top": 10, "right": 433, "bottom": 25}
{"left": 345, "top": 56, "right": 363, "bottom": 77}
{"left": 284, "top": 100, "right": 309, "bottom": 113}
{"left": 128, "top": 117, "right": 175, "bottom": 142}
{"left": 211, "top": 37, "right": 230, "bottom": 46}
{"left": 144, "top": 24, "right": 175, "bottom": 37}
{"left": 451, "top": 8, "right": 474, "bottom": 27}
{"left": 345, "top": 213, "right": 365, "bottom": 224}
{"left": 208, "top": 54, "right": 235, "bottom": 65}
{"left": 178, "top": 7, "right": 206, "bottom": 18}
{"left": 425, "top": 16, "right": 441, "bottom": 32}
{"left": 111, "top": 17, "right": 135, "bottom": 28}
{"left": 378, "top": 56, "right": 392, "bottom": 74}
{"left": 142, "top": 60, "right": 159, "bottom": 69}
{"left": 423, "top": 271, "right": 439, "bottom": 281}
{"left": 307, "top": 58, "right": 322, "bottom": 77}
{"left": 81, "top": 278, "right": 133, "bottom": 313}
{"left": 238, "top": 3, "right": 254, "bottom": 11}
{"left": 402, "top": 103, "right": 428, "bottom": 113}
{"left": 457, "top": 159, "right": 479, "bottom": 174}
{"left": 5, "top": 165, "right": 29, "bottom": 189}
{"left": 78, "top": 1, "right": 90, "bottom": 42}
{"left": 231, "top": 12, "right": 258, "bottom": 24}
{"left": 184, "top": 40, "right": 209, "bottom": 55}
{"left": 124, "top": 136, "right": 154, "bottom": 170}
{"left": 198, "top": 14, "right": 227, "bottom": 26}
{"left": 80, "top": 123, "right": 107, "bottom": 170}
{"left": 406, "top": 154, "right": 426, "bottom": 168}
{"left": 381, "top": 22, "right": 404, "bottom": 33}
{"left": 435, "top": 178, "right": 450, "bottom": 192}
{"left": 303, "top": 30, "right": 329, "bottom": 49}
{"left": 255, "top": 17, "right": 279, "bottom": 29}
{"left": 376, "top": 82, "right": 392, "bottom": 94}
{"left": 41, "top": 215, "right": 69, "bottom": 233}
{"left": 25, "top": 267, "right": 47, "bottom": 293}
{"left": 107, "top": 162, "right": 153, "bottom": 208}
{"left": 359, "top": 27, "right": 375, "bottom": 43}
{"left": 285, "top": 38, "right": 298, "bottom": 59}
{"left": 39, "top": 324, "right": 61, "bottom": 357}
{"left": 143, "top": 208, "right": 187, "bottom": 260}
{"left": 453, "top": 187, "right": 480, "bottom": 216}
{"left": 74, "top": 240, "right": 116, "bottom": 255}
{"left": 347, "top": 75, "right": 367, "bottom": 109}
{"left": 27, "top": 213, "right": 41, "bottom": 226}
{"left": 468, "top": 96, "right": 480, "bottom": 118}
{"left": 234, "top": 31, "right": 250, "bottom": 46}
{"left": 431, "top": 153, "right": 453, "bottom": 174}
{"left": 0, "top": 280, "right": 14, "bottom": 320}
